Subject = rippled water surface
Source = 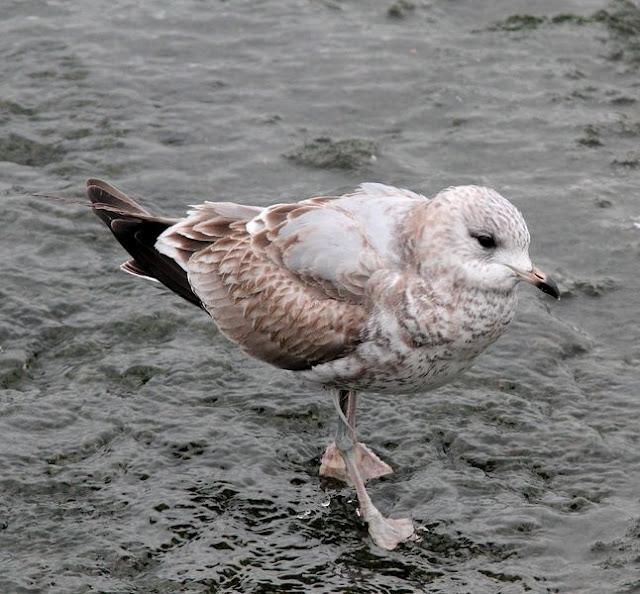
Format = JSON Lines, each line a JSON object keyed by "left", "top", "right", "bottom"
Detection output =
{"left": 2, "top": 1, "right": 640, "bottom": 592}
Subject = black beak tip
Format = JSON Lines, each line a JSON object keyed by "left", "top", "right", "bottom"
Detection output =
{"left": 538, "top": 278, "right": 560, "bottom": 300}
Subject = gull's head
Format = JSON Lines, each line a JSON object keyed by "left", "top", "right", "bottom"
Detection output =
{"left": 418, "top": 185, "right": 559, "bottom": 298}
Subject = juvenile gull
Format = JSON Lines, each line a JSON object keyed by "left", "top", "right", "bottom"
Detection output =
{"left": 88, "top": 179, "right": 559, "bottom": 550}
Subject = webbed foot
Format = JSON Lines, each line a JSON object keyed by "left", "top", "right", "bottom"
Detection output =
{"left": 367, "top": 513, "right": 415, "bottom": 550}
{"left": 320, "top": 441, "right": 393, "bottom": 483}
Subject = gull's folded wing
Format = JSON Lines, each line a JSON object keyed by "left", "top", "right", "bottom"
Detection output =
{"left": 157, "top": 184, "right": 425, "bottom": 370}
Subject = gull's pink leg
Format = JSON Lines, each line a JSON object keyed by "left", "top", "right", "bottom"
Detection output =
{"left": 330, "top": 390, "right": 414, "bottom": 550}
{"left": 346, "top": 390, "right": 357, "bottom": 439}
{"left": 320, "top": 390, "right": 393, "bottom": 482}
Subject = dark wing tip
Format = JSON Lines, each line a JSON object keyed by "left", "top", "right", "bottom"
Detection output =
{"left": 86, "top": 178, "right": 151, "bottom": 216}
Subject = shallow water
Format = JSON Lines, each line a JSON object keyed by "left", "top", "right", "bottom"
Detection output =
{"left": 1, "top": 0, "right": 640, "bottom": 592}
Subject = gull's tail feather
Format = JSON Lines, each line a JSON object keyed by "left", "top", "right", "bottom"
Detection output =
{"left": 87, "top": 179, "right": 204, "bottom": 309}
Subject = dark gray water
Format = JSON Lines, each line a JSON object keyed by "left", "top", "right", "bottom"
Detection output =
{"left": 1, "top": 0, "right": 640, "bottom": 592}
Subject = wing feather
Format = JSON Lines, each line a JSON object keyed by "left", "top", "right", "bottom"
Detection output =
{"left": 154, "top": 184, "right": 424, "bottom": 370}
{"left": 187, "top": 228, "right": 368, "bottom": 370}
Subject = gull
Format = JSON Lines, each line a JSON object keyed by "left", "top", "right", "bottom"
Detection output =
{"left": 88, "top": 178, "right": 559, "bottom": 550}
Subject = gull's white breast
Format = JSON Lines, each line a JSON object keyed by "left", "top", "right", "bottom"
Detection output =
{"left": 300, "top": 283, "right": 518, "bottom": 393}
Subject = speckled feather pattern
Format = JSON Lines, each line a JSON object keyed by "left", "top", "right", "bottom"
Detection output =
{"left": 155, "top": 183, "right": 530, "bottom": 392}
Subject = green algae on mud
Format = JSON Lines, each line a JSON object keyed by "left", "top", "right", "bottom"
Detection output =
{"left": 592, "top": 0, "right": 640, "bottom": 37}
{"left": 486, "top": 14, "right": 548, "bottom": 32}
{"left": 387, "top": 0, "right": 416, "bottom": 19}
{"left": 577, "top": 125, "right": 604, "bottom": 148}
{"left": 285, "top": 137, "right": 379, "bottom": 171}
{"left": 487, "top": 0, "right": 640, "bottom": 40}
{"left": 612, "top": 152, "right": 640, "bottom": 168}
{"left": 0, "top": 134, "right": 66, "bottom": 167}
{"left": 0, "top": 99, "right": 35, "bottom": 118}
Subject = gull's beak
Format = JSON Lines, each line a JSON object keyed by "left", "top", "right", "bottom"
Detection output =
{"left": 515, "top": 265, "right": 560, "bottom": 299}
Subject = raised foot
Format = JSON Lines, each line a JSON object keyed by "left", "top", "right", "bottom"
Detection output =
{"left": 368, "top": 515, "right": 415, "bottom": 550}
{"left": 320, "top": 442, "right": 393, "bottom": 483}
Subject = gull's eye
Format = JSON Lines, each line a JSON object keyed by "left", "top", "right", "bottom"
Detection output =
{"left": 473, "top": 233, "right": 497, "bottom": 249}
